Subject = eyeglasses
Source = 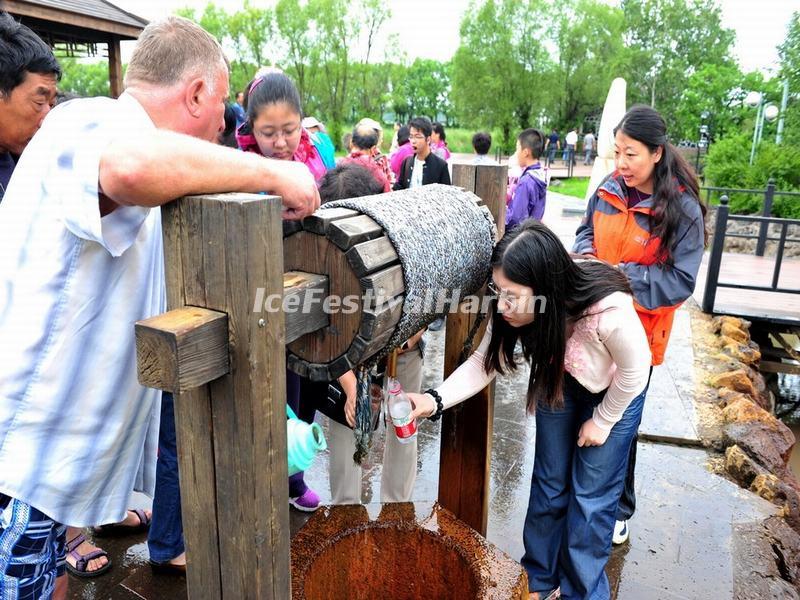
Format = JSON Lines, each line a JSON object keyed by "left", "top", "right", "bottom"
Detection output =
{"left": 408, "top": 133, "right": 427, "bottom": 141}
{"left": 487, "top": 281, "right": 522, "bottom": 310}
{"left": 254, "top": 126, "right": 300, "bottom": 142}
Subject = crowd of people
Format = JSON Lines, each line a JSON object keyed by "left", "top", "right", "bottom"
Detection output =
{"left": 0, "top": 13, "right": 706, "bottom": 600}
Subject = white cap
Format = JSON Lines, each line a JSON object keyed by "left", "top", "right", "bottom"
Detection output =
{"left": 302, "top": 116, "right": 323, "bottom": 129}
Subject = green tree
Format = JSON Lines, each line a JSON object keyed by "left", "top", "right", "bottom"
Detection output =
{"left": 308, "top": 0, "right": 354, "bottom": 147}
{"left": 403, "top": 58, "right": 450, "bottom": 120}
{"left": 451, "top": 0, "right": 551, "bottom": 151}
{"left": 551, "top": 0, "right": 627, "bottom": 130}
{"left": 57, "top": 58, "right": 110, "bottom": 97}
{"left": 622, "top": 0, "right": 735, "bottom": 129}
{"left": 674, "top": 65, "right": 776, "bottom": 142}
{"left": 778, "top": 11, "right": 800, "bottom": 146}
{"left": 275, "top": 0, "right": 319, "bottom": 108}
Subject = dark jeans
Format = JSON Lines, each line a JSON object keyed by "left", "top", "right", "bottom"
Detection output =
{"left": 546, "top": 146, "right": 557, "bottom": 166}
{"left": 521, "top": 375, "right": 648, "bottom": 599}
{"left": 147, "top": 392, "right": 185, "bottom": 563}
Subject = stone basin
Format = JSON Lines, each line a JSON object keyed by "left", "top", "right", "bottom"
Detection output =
{"left": 291, "top": 502, "right": 528, "bottom": 600}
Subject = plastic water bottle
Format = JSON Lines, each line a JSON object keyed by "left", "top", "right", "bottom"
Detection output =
{"left": 387, "top": 378, "right": 417, "bottom": 444}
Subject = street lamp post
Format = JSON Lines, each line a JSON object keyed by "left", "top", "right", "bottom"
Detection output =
{"left": 746, "top": 91, "right": 779, "bottom": 165}
{"left": 695, "top": 111, "right": 709, "bottom": 177}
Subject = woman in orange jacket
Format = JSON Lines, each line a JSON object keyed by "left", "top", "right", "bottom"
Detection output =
{"left": 573, "top": 104, "right": 706, "bottom": 546}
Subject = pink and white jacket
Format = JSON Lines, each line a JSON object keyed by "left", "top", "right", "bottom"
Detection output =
{"left": 435, "top": 291, "right": 651, "bottom": 430}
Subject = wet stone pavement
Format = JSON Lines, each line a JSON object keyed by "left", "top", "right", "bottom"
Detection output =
{"left": 69, "top": 199, "right": 777, "bottom": 599}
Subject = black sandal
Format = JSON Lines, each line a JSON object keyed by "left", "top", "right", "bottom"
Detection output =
{"left": 92, "top": 508, "right": 151, "bottom": 537}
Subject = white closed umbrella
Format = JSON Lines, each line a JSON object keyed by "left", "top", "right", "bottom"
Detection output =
{"left": 585, "top": 78, "right": 627, "bottom": 202}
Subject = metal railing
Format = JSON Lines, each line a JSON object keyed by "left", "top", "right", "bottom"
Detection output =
{"left": 702, "top": 195, "right": 800, "bottom": 314}
{"left": 701, "top": 178, "right": 800, "bottom": 256}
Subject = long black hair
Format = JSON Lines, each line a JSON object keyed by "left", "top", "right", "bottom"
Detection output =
{"left": 615, "top": 105, "right": 707, "bottom": 263}
{"left": 484, "top": 221, "right": 632, "bottom": 412}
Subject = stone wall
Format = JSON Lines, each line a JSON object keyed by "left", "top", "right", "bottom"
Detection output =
{"left": 700, "top": 315, "right": 800, "bottom": 591}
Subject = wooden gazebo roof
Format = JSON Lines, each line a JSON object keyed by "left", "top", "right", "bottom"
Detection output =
{"left": 1, "top": 0, "right": 148, "bottom": 97}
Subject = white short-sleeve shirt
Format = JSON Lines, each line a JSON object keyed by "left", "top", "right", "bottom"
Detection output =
{"left": 0, "top": 92, "right": 165, "bottom": 527}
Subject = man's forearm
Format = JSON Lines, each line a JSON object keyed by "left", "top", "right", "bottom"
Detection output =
{"left": 100, "top": 130, "right": 287, "bottom": 207}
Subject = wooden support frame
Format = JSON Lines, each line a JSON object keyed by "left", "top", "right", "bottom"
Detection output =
{"left": 438, "top": 164, "right": 507, "bottom": 535}
{"left": 107, "top": 36, "right": 123, "bottom": 98}
{"left": 159, "top": 194, "right": 290, "bottom": 599}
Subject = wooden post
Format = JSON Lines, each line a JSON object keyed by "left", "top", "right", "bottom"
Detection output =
{"left": 161, "top": 194, "right": 289, "bottom": 599}
{"left": 438, "top": 164, "right": 507, "bottom": 535}
{"left": 107, "top": 36, "right": 123, "bottom": 98}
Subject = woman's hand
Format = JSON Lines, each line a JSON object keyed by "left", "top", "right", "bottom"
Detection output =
{"left": 398, "top": 328, "right": 425, "bottom": 354}
{"left": 338, "top": 370, "right": 357, "bottom": 428}
{"left": 407, "top": 392, "right": 436, "bottom": 420}
{"left": 577, "top": 418, "right": 610, "bottom": 447}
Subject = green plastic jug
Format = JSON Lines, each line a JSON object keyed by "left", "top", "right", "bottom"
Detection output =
{"left": 286, "top": 405, "right": 327, "bottom": 476}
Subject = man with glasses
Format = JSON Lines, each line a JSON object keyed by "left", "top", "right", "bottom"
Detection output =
{"left": 394, "top": 116, "right": 451, "bottom": 331}
{"left": 393, "top": 116, "right": 450, "bottom": 190}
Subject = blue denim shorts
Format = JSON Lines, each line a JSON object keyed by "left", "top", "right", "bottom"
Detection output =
{"left": 0, "top": 494, "right": 67, "bottom": 599}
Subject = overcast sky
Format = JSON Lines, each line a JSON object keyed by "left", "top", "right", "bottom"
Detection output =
{"left": 111, "top": 0, "right": 797, "bottom": 76}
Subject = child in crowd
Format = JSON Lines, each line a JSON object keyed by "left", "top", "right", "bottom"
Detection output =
{"left": 506, "top": 128, "right": 548, "bottom": 230}
{"left": 237, "top": 70, "right": 328, "bottom": 511}
{"left": 302, "top": 162, "right": 424, "bottom": 504}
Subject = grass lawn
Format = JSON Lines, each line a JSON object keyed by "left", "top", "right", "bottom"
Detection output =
{"left": 551, "top": 177, "right": 590, "bottom": 199}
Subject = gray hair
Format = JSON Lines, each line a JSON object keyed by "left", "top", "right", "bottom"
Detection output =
{"left": 124, "top": 16, "right": 228, "bottom": 93}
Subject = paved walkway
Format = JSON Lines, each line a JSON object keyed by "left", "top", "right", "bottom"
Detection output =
{"left": 69, "top": 196, "right": 779, "bottom": 599}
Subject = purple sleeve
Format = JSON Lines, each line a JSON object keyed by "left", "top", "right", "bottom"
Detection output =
{"left": 529, "top": 183, "right": 546, "bottom": 221}
{"left": 506, "top": 181, "right": 530, "bottom": 228}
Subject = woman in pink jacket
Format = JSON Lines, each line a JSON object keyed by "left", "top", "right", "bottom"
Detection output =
{"left": 236, "top": 71, "right": 326, "bottom": 182}
{"left": 408, "top": 221, "right": 651, "bottom": 600}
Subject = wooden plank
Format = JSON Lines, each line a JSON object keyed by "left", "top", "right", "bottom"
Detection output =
{"left": 693, "top": 251, "right": 800, "bottom": 325}
{"left": 760, "top": 360, "right": 800, "bottom": 375}
{"left": 346, "top": 327, "right": 397, "bottom": 365}
{"left": 172, "top": 194, "right": 290, "bottom": 599}
{"left": 303, "top": 207, "right": 359, "bottom": 235}
{"left": 346, "top": 236, "right": 399, "bottom": 277}
{"left": 452, "top": 163, "right": 477, "bottom": 193}
{"left": 361, "top": 264, "right": 405, "bottom": 307}
{"left": 135, "top": 307, "right": 229, "bottom": 393}
{"left": 774, "top": 333, "right": 800, "bottom": 361}
{"left": 475, "top": 165, "right": 507, "bottom": 240}
{"left": 359, "top": 296, "right": 404, "bottom": 339}
{"left": 161, "top": 198, "right": 222, "bottom": 599}
{"left": 282, "top": 271, "right": 329, "bottom": 344}
{"left": 282, "top": 220, "right": 302, "bottom": 238}
{"left": 437, "top": 163, "right": 506, "bottom": 536}
{"left": 107, "top": 36, "right": 123, "bottom": 98}
{"left": 327, "top": 214, "right": 383, "bottom": 250}
{"left": 284, "top": 232, "right": 362, "bottom": 364}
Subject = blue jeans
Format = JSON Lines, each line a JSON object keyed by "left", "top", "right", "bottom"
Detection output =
{"left": 147, "top": 392, "right": 185, "bottom": 563}
{"left": 521, "top": 374, "right": 648, "bottom": 599}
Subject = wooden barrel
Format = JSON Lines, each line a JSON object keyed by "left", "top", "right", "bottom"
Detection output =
{"left": 283, "top": 185, "right": 495, "bottom": 382}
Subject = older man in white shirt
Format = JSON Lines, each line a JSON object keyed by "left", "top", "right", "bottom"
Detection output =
{"left": 0, "top": 16, "right": 318, "bottom": 599}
